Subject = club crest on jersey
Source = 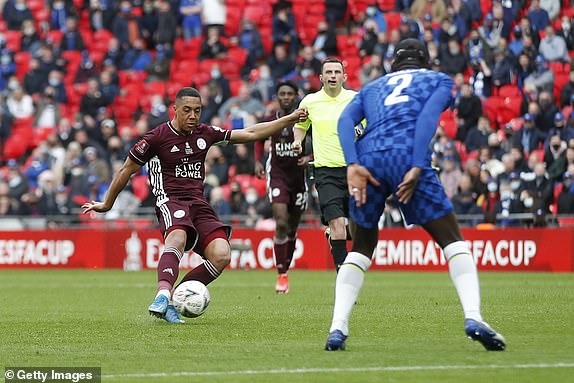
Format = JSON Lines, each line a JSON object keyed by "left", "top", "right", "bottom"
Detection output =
{"left": 197, "top": 138, "right": 206, "bottom": 150}
{"left": 170, "top": 145, "right": 179, "bottom": 153}
{"left": 134, "top": 140, "right": 149, "bottom": 155}
{"left": 281, "top": 128, "right": 290, "bottom": 137}
{"left": 173, "top": 210, "right": 185, "bottom": 218}
{"left": 185, "top": 142, "right": 193, "bottom": 154}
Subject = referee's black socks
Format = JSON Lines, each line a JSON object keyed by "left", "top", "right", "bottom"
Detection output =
{"left": 329, "top": 239, "right": 347, "bottom": 272}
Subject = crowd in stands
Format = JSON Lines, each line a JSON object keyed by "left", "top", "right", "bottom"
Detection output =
{"left": 0, "top": 0, "right": 574, "bottom": 229}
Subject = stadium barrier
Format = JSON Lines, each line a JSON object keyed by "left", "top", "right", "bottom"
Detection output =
{"left": 0, "top": 227, "right": 572, "bottom": 272}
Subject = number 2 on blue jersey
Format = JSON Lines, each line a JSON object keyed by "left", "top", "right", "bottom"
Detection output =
{"left": 384, "top": 73, "right": 413, "bottom": 106}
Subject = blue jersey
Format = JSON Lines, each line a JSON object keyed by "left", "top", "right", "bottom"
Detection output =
{"left": 337, "top": 69, "right": 455, "bottom": 228}
{"left": 339, "top": 68, "right": 454, "bottom": 168}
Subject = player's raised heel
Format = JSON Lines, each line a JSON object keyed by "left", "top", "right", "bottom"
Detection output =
{"left": 148, "top": 295, "right": 169, "bottom": 318}
{"left": 275, "top": 274, "right": 289, "bottom": 294}
{"left": 464, "top": 319, "right": 506, "bottom": 351}
{"left": 325, "top": 330, "right": 347, "bottom": 351}
{"left": 163, "top": 305, "right": 185, "bottom": 324}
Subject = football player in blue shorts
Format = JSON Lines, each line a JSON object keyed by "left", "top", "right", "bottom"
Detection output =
{"left": 324, "top": 38, "right": 506, "bottom": 352}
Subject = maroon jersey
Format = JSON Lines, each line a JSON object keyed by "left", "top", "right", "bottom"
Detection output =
{"left": 129, "top": 121, "right": 231, "bottom": 204}
{"left": 262, "top": 114, "right": 307, "bottom": 209}
{"left": 266, "top": 116, "right": 303, "bottom": 176}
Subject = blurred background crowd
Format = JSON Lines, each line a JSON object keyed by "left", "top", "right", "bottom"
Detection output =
{"left": 0, "top": 0, "right": 574, "bottom": 230}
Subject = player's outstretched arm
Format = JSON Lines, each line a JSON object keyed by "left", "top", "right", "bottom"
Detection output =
{"left": 291, "top": 127, "right": 307, "bottom": 155}
{"left": 228, "top": 108, "right": 308, "bottom": 144}
{"left": 82, "top": 157, "right": 142, "bottom": 213}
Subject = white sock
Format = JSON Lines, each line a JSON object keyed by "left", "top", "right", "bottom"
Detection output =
{"left": 444, "top": 241, "right": 482, "bottom": 322}
{"left": 330, "top": 252, "right": 371, "bottom": 335}
{"left": 155, "top": 289, "right": 171, "bottom": 300}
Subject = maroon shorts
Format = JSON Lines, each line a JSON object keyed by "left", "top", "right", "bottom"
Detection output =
{"left": 156, "top": 197, "right": 231, "bottom": 253}
{"left": 267, "top": 166, "right": 308, "bottom": 211}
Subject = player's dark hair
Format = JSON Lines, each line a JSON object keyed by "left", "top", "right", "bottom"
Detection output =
{"left": 275, "top": 81, "right": 298, "bottom": 94}
{"left": 391, "top": 38, "right": 430, "bottom": 72}
{"left": 321, "top": 57, "right": 345, "bottom": 73}
{"left": 175, "top": 87, "right": 201, "bottom": 100}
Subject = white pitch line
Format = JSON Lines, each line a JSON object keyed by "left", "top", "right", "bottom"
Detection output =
{"left": 102, "top": 362, "right": 574, "bottom": 379}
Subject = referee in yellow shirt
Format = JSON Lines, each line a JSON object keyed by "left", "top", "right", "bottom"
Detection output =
{"left": 292, "top": 57, "right": 358, "bottom": 271}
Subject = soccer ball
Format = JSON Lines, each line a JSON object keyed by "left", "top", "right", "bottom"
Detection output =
{"left": 172, "top": 281, "right": 210, "bottom": 318}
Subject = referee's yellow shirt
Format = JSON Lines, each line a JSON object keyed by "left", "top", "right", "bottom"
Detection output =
{"left": 295, "top": 88, "right": 357, "bottom": 168}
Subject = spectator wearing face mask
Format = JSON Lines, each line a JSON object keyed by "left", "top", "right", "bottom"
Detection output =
{"left": 557, "top": 15, "right": 574, "bottom": 51}
{"left": 494, "top": 180, "right": 523, "bottom": 227}
{"left": 180, "top": 0, "right": 203, "bottom": 41}
{"left": 527, "top": 0, "right": 550, "bottom": 33}
{"left": 145, "top": 44, "right": 171, "bottom": 82}
{"left": 146, "top": 95, "right": 170, "bottom": 129}
{"left": 518, "top": 189, "right": 546, "bottom": 227}
{"left": 112, "top": 1, "right": 141, "bottom": 50}
{"left": 539, "top": 25, "right": 570, "bottom": 63}
{"left": 440, "top": 38, "right": 468, "bottom": 76}
{"left": 46, "top": 70, "right": 67, "bottom": 104}
{"left": 478, "top": 175, "right": 500, "bottom": 218}
{"left": 522, "top": 162, "right": 554, "bottom": 210}
{"left": 536, "top": 90, "right": 559, "bottom": 134}
{"left": 557, "top": 170, "right": 574, "bottom": 214}
{"left": 3, "top": 0, "right": 33, "bottom": 31}
{"left": 548, "top": 112, "right": 574, "bottom": 143}
{"left": 513, "top": 114, "right": 546, "bottom": 156}
{"left": 0, "top": 50, "right": 16, "bottom": 93}
{"left": 20, "top": 19, "right": 41, "bottom": 53}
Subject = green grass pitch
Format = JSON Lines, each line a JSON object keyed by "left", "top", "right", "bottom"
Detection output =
{"left": 0, "top": 269, "right": 573, "bottom": 383}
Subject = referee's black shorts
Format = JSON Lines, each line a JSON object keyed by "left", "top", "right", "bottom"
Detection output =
{"left": 314, "top": 166, "right": 349, "bottom": 226}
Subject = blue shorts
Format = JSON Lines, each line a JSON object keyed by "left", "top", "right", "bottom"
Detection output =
{"left": 350, "top": 149, "right": 453, "bottom": 229}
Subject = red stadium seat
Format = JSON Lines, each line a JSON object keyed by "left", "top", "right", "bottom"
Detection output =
{"left": 498, "top": 84, "right": 520, "bottom": 98}
{"left": 27, "top": 0, "right": 45, "bottom": 14}
{"left": 349, "top": 0, "right": 369, "bottom": 20}
{"left": 46, "top": 30, "right": 63, "bottom": 46}
{"left": 337, "top": 34, "right": 360, "bottom": 56}
{"left": 483, "top": 96, "right": 504, "bottom": 127}
{"left": 4, "top": 30, "right": 22, "bottom": 51}
{"left": 14, "top": 51, "right": 31, "bottom": 81}
{"left": 384, "top": 12, "right": 402, "bottom": 32}
{"left": 229, "top": 79, "right": 243, "bottom": 97}
{"left": 227, "top": 47, "right": 248, "bottom": 67}
{"left": 440, "top": 117, "right": 458, "bottom": 140}
{"left": 144, "top": 81, "right": 166, "bottom": 96}
{"left": 549, "top": 61, "right": 568, "bottom": 75}
{"left": 377, "top": 0, "right": 396, "bottom": 12}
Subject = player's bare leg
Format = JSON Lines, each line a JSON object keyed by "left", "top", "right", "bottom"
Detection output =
{"left": 327, "top": 216, "right": 348, "bottom": 271}
{"left": 179, "top": 232, "right": 230, "bottom": 286}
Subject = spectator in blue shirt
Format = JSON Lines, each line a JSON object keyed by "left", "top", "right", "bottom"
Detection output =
{"left": 180, "top": 0, "right": 203, "bottom": 41}
{"left": 528, "top": 0, "right": 550, "bottom": 32}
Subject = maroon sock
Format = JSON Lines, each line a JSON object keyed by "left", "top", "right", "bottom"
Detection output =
{"left": 180, "top": 259, "right": 220, "bottom": 286}
{"left": 284, "top": 236, "right": 297, "bottom": 271}
{"left": 274, "top": 237, "right": 290, "bottom": 274}
{"left": 157, "top": 247, "right": 182, "bottom": 289}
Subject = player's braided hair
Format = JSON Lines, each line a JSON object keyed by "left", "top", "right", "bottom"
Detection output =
{"left": 391, "top": 38, "right": 430, "bottom": 72}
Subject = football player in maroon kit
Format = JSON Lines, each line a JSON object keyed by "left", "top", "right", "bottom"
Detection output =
{"left": 254, "top": 81, "right": 311, "bottom": 294}
{"left": 82, "top": 87, "right": 308, "bottom": 323}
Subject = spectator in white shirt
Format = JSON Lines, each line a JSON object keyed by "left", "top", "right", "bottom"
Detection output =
{"left": 6, "top": 86, "right": 34, "bottom": 119}
{"left": 539, "top": 24, "right": 570, "bottom": 63}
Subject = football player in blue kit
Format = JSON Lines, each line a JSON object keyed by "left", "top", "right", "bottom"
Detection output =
{"left": 324, "top": 38, "right": 506, "bottom": 352}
